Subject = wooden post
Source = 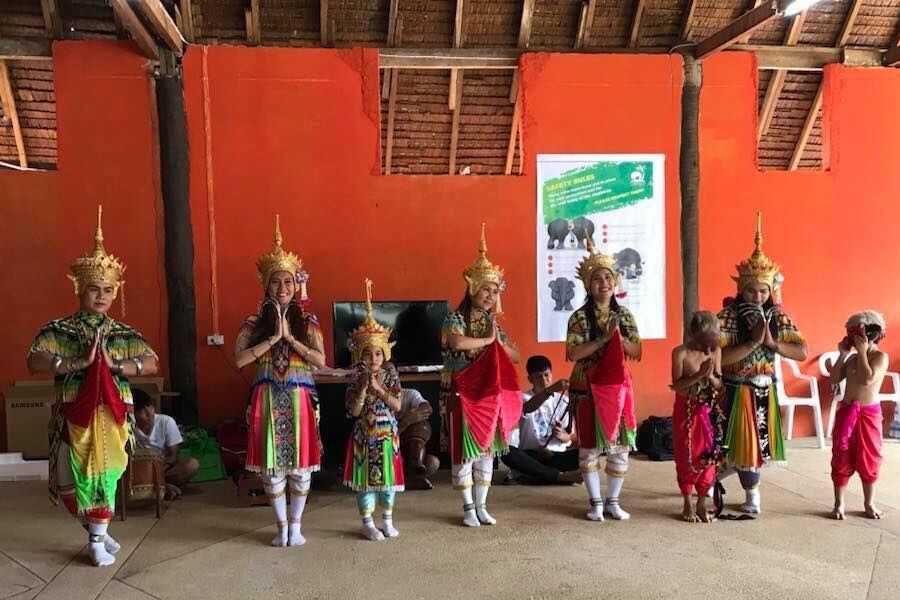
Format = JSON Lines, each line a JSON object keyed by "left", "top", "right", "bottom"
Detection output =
{"left": 154, "top": 52, "right": 198, "bottom": 424}
{"left": 680, "top": 55, "right": 701, "bottom": 336}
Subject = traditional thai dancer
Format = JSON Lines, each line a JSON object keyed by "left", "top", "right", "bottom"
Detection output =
{"left": 234, "top": 215, "right": 326, "bottom": 546}
{"left": 566, "top": 238, "right": 642, "bottom": 521}
{"left": 828, "top": 311, "right": 889, "bottom": 520}
{"left": 343, "top": 279, "right": 405, "bottom": 540}
{"left": 671, "top": 311, "right": 726, "bottom": 523}
{"left": 26, "top": 206, "right": 159, "bottom": 566}
{"left": 441, "top": 224, "right": 520, "bottom": 527}
{"left": 717, "top": 214, "right": 807, "bottom": 513}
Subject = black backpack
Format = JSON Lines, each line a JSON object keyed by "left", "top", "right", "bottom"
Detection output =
{"left": 637, "top": 416, "right": 674, "bottom": 461}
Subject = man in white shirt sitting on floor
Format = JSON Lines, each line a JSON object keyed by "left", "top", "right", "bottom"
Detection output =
{"left": 502, "top": 355, "right": 581, "bottom": 485}
{"left": 133, "top": 389, "right": 199, "bottom": 499}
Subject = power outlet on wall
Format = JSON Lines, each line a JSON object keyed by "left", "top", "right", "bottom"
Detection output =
{"left": 207, "top": 334, "right": 225, "bottom": 346}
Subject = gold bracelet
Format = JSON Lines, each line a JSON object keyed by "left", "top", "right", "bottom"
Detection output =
{"left": 249, "top": 346, "right": 258, "bottom": 359}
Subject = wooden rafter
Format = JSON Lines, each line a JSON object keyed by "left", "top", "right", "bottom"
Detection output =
{"left": 384, "top": 69, "right": 399, "bottom": 174}
{"left": 757, "top": 10, "right": 806, "bottom": 140}
{"left": 109, "top": 0, "right": 160, "bottom": 59}
{"left": 382, "top": 0, "right": 401, "bottom": 100}
{"left": 0, "top": 60, "right": 27, "bottom": 168}
{"left": 245, "top": 0, "right": 261, "bottom": 45}
{"left": 320, "top": 0, "right": 330, "bottom": 47}
{"left": 135, "top": 0, "right": 185, "bottom": 54}
{"left": 680, "top": 0, "right": 698, "bottom": 42}
{"left": 449, "top": 0, "right": 465, "bottom": 111}
{"left": 788, "top": 84, "right": 822, "bottom": 170}
{"left": 575, "top": 0, "right": 597, "bottom": 50}
{"left": 180, "top": 0, "right": 195, "bottom": 43}
{"left": 378, "top": 45, "right": 884, "bottom": 71}
{"left": 628, "top": 0, "right": 646, "bottom": 48}
{"left": 505, "top": 95, "right": 521, "bottom": 175}
{"left": 510, "top": 0, "right": 536, "bottom": 103}
{"left": 695, "top": 1, "right": 781, "bottom": 59}
{"left": 790, "top": 0, "right": 862, "bottom": 169}
{"left": 738, "top": 1, "right": 764, "bottom": 45}
{"left": 449, "top": 72, "right": 464, "bottom": 175}
{"left": 40, "top": 0, "right": 63, "bottom": 39}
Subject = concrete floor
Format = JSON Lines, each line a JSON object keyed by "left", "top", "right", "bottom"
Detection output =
{"left": 1, "top": 438, "right": 898, "bottom": 600}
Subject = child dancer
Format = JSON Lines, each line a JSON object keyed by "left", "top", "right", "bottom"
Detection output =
{"left": 344, "top": 279, "right": 405, "bottom": 540}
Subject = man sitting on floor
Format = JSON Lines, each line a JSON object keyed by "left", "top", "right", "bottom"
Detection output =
{"left": 133, "top": 389, "right": 199, "bottom": 499}
{"left": 502, "top": 355, "right": 581, "bottom": 485}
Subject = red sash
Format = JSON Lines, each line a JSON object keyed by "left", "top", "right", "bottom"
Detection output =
{"left": 585, "top": 332, "right": 635, "bottom": 444}
{"left": 452, "top": 341, "right": 521, "bottom": 449}
{"left": 65, "top": 358, "right": 127, "bottom": 428}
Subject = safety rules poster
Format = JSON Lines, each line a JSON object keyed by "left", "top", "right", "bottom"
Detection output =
{"left": 536, "top": 154, "right": 666, "bottom": 342}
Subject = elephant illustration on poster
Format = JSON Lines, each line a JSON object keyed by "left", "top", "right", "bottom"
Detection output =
{"left": 546, "top": 217, "right": 595, "bottom": 250}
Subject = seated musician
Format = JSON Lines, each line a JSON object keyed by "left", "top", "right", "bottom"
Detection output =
{"left": 133, "top": 389, "right": 199, "bottom": 499}
{"left": 501, "top": 356, "right": 581, "bottom": 485}
{"left": 397, "top": 388, "right": 440, "bottom": 490}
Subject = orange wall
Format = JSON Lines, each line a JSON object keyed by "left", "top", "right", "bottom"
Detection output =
{"left": 3, "top": 43, "right": 900, "bottom": 451}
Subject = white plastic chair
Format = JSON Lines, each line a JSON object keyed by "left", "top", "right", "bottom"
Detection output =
{"left": 774, "top": 355, "right": 825, "bottom": 448}
{"left": 819, "top": 350, "right": 900, "bottom": 438}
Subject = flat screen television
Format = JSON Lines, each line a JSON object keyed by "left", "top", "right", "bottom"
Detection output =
{"left": 332, "top": 300, "right": 450, "bottom": 368}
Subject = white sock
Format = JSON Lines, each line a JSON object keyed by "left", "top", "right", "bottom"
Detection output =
{"left": 381, "top": 510, "right": 399, "bottom": 538}
{"left": 461, "top": 486, "right": 480, "bottom": 527}
{"left": 582, "top": 469, "right": 604, "bottom": 521}
{"left": 741, "top": 488, "right": 761, "bottom": 514}
{"left": 82, "top": 522, "right": 119, "bottom": 554}
{"left": 604, "top": 475, "right": 630, "bottom": 520}
{"left": 87, "top": 522, "right": 115, "bottom": 567}
{"left": 473, "top": 459, "right": 496, "bottom": 525}
{"left": 288, "top": 490, "right": 308, "bottom": 546}
{"left": 361, "top": 515, "right": 385, "bottom": 541}
{"left": 265, "top": 478, "right": 288, "bottom": 547}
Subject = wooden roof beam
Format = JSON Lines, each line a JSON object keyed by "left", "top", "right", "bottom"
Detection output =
{"left": 695, "top": 1, "right": 783, "bottom": 60}
{"left": 628, "top": 0, "right": 646, "bottom": 48}
{"left": 836, "top": 0, "right": 862, "bottom": 47}
{"left": 384, "top": 69, "right": 399, "bottom": 174}
{"left": 449, "top": 0, "right": 465, "bottom": 111}
{"left": 178, "top": 1, "right": 196, "bottom": 43}
{"left": 758, "top": 10, "right": 806, "bottom": 140}
{"left": 505, "top": 95, "right": 521, "bottom": 175}
{"left": 680, "top": 0, "right": 698, "bottom": 42}
{"left": 0, "top": 60, "right": 27, "bottom": 169}
{"left": 382, "top": 0, "right": 401, "bottom": 99}
{"left": 449, "top": 72, "right": 464, "bottom": 175}
{"left": 510, "top": 0, "right": 536, "bottom": 103}
{"left": 135, "top": 0, "right": 186, "bottom": 55}
{"left": 788, "top": 84, "right": 822, "bottom": 170}
{"left": 320, "top": 0, "right": 331, "bottom": 47}
{"left": 109, "top": 0, "right": 160, "bottom": 59}
{"left": 40, "top": 0, "right": 64, "bottom": 39}
{"left": 575, "top": 0, "right": 597, "bottom": 50}
{"left": 245, "top": 0, "right": 261, "bottom": 45}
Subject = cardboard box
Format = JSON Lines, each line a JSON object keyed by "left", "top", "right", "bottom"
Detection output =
{"left": 4, "top": 382, "right": 53, "bottom": 459}
{"left": 4, "top": 378, "right": 167, "bottom": 459}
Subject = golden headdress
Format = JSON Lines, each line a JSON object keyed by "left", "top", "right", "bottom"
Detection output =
{"left": 463, "top": 223, "right": 506, "bottom": 313}
{"left": 575, "top": 235, "right": 617, "bottom": 290}
{"left": 256, "top": 214, "right": 308, "bottom": 299}
{"left": 68, "top": 205, "right": 126, "bottom": 297}
{"left": 349, "top": 278, "right": 395, "bottom": 364}
{"left": 733, "top": 213, "right": 780, "bottom": 292}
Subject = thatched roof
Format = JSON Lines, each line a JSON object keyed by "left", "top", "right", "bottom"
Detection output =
{"left": 1, "top": 0, "right": 899, "bottom": 172}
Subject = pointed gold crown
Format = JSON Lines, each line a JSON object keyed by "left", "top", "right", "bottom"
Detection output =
{"left": 349, "top": 278, "right": 395, "bottom": 364}
{"left": 256, "top": 214, "right": 305, "bottom": 291}
{"left": 733, "top": 212, "right": 780, "bottom": 291}
{"left": 68, "top": 205, "right": 126, "bottom": 296}
{"left": 463, "top": 222, "right": 506, "bottom": 298}
{"left": 575, "top": 234, "right": 617, "bottom": 290}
